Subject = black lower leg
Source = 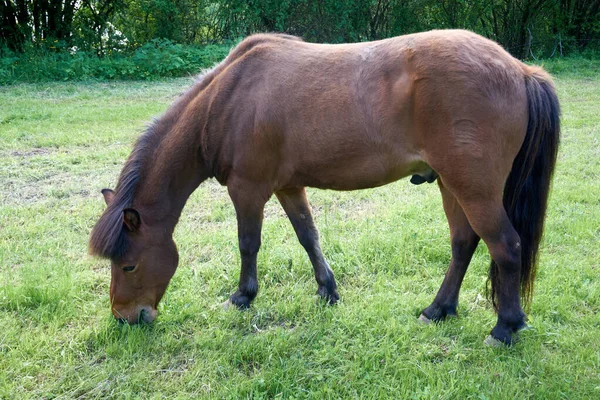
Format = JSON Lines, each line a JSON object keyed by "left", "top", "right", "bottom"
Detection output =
{"left": 228, "top": 184, "right": 267, "bottom": 309}
{"left": 491, "top": 306, "right": 527, "bottom": 345}
{"left": 423, "top": 241, "right": 479, "bottom": 321}
{"left": 308, "top": 245, "right": 339, "bottom": 304}
{"left": 490, "top": 250, "right": 527, "bottom": 344}
{"left": 422, "top": 182, "right": 479, "bottom": 321}
{"left": 422, "top": 234, "right": 478, "bottom": 321}
{"left": 276, "top": 188, "right": 339, "bottom": 304}
{"left": 488, "top": 222, "right": 527, "bottom": 344}
{"left": 230, "top": 251, "right": 259, "bottom": 308}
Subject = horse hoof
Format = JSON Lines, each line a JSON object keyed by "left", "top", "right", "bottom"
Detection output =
{"left": 418, "top": 314, "right": 432, "bottom": 324}
{"left": 221, "top": 299, "right": 233, "bottom": 310}
{"left": 483, "top": 335, "right": 505, "bottom": 347}
{"left": 317, "top": 286, "right": 339, "bottom": 305}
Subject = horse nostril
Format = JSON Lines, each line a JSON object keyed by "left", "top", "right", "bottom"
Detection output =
{"left": 138, "top": 307, "right": 157, "bottom": 323}
{"left": 139, "top": 308, "right": 147, "bottom": 323}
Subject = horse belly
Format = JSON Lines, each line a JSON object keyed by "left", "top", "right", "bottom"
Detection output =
{"left": 278, "top": 109, "right": 421, "bottom": 190}
{"left": 285, "top": 146, "right": 424, "bottom": 191}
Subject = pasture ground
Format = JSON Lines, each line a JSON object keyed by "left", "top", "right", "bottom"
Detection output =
{"left": 0, "top": 60, "right": 599, "bottom": 399}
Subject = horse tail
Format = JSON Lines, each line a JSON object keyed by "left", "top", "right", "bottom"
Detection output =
{"left": 489, "top": 66, "right": 560, "bottom": 311}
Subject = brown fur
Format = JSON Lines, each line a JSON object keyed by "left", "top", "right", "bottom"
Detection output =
{"left": 90, "top": 30, "right": 559, "bottom": 343}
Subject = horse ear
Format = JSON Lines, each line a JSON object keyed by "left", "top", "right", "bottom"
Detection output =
{"left": 101, "top": 189, "right": 115, "bottom": 206}
{"left": 122, "top": 208, "right": 141, "bottom": 232}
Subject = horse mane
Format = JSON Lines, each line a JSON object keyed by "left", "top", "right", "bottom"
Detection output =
{"left": 88, "top": 59, "right": 231, "bottom": 260}
{"left": 88, "top": 123, "right": 163, "bottom": 259}
{"left": 89, "top": 33, "right": 303, "bottom": 259}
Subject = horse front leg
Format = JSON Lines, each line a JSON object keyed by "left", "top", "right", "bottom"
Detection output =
{"left": 226, "top": 180, "right": 270, "bottom": 308}
{"left": 276, "top": 187, "right": 339, "bottom": 304}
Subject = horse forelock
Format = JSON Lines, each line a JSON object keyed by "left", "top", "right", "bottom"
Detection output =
{"left": 89, "top": 204, "right": 131, "bottom": 259}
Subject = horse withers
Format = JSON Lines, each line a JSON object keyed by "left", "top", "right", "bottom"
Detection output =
{"left": 89, "top": 30, "right": 560, "bottom": 345}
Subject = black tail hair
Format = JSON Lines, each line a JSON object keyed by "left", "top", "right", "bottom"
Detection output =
{"left": 489, "top": 67, "right": 561, "bottom": 310}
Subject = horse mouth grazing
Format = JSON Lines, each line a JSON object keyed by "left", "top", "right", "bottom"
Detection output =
{"left": 115, "top": 306, "right": 158, "bottom": 324}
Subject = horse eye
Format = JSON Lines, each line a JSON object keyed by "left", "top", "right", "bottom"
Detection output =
{"left": 122, "top": 265, "right": 136, "bottom": 272}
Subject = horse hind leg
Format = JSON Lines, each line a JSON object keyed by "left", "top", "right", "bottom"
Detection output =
{"left": 276, "top": 187, "right": 339, "bottom": 304}
{"left": 467, "top": 199, "right": 527, "bottom": 344}
{"left": 441, "top": 176, "right": 527, "bottom": 345}
{"left": 420, "top": 179, "right": 480, "bottom": 323}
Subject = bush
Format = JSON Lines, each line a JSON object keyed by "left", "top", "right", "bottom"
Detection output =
{"left": 0, "top": 40, "right": 232, "bottom": 85}
{"left": 2, "top": 35, "right": 598, "bottom": 85}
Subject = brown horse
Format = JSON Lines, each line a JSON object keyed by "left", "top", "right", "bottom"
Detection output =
{"left": 89, "top": 30, "right": 559, "bottom": 345}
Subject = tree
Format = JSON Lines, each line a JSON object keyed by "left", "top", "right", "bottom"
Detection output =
{"left": 0, "top": 0, "right": 79, "bottom": 50}
{"left": 556, "top": 0, "right": 600, "bottom": 51}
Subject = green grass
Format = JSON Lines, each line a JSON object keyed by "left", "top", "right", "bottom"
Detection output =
{"left": 1, "top": 60, "right": 599, "bottom": 399}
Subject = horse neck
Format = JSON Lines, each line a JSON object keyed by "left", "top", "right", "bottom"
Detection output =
{"left": 133, "top": 117, "right": 210, "bottom": 230}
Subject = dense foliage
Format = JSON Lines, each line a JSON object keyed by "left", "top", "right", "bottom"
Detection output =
{"left": 3, "top": 0, "right": 600, "bottom": 55}
{"left": 0, "top": 39, "right": 230, "bottom": 83}
{"left": 1, "top": 0, "right": 599, "bottom": 83}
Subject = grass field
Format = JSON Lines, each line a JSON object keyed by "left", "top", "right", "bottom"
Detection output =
{"left": 1, "top": 59, "right": 599, "bottom": 399}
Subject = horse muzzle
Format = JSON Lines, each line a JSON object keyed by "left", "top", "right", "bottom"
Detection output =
{"left": 114, "top": 305, "right": 158, "bottom": 324}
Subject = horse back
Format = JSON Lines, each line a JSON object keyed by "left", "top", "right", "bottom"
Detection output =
{"left": 197, "top": 30, "right": 529, "bottom": 192}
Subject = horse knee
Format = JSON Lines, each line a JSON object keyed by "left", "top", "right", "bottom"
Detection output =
{"left": 239, "top": 236, "right": 261, "bottom": 256}
{"left": 297, "top": 227, "right": 318, "bottom": 250}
